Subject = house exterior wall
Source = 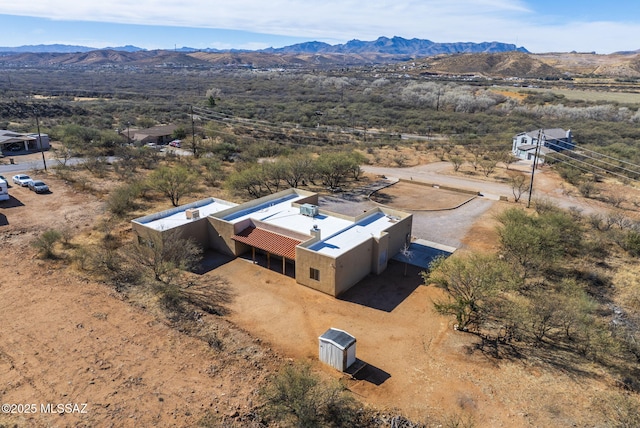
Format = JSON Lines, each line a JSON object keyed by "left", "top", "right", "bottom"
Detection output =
{"left": 380, "top": 209, "right": 413, "bottom": 257}
{"left": 333, "top": 239, "right": 375, "bottom": 296}
{"left": 372, "top": 231, "right": 390, "bottom": 275}
{"left": 131, "top": 217, "right": 209, "bottom": 249}
{"left": 295, "top": 245, "right": 337, "bottom": 295}
{"left": 513, "top": 129, "right": 574, "bottom": 161}
{"left": 207, "top": 217, "right": 241, "bottom": 256}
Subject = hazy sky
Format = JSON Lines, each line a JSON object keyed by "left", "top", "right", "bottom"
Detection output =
{"left": 0, "top": 0, "right": 638, "bottom": 53}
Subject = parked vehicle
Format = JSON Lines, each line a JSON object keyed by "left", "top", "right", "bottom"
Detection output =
{"left": 28, "top": 180, "right": 49, "bottom": 194}
{"left": 169, "top": 140, "right": 181, "bottom": 148}
{"left": 0, "top": 178, "right": 9, "bottom": 201}
{"left": 0, "top": 175, "right": 6, "bottom": 182}
{"left": 12, "top": 174, "right": 33, "bottom": 186}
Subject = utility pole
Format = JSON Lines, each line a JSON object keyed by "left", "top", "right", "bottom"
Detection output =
{"left": 191, "top": 105, "right": 197, "bottom": 157}
{"left": 526, "top": 129, "right": 543, "bottom": 208}
{"left": 34, "top": 108, "right": 47, "bottom": 171}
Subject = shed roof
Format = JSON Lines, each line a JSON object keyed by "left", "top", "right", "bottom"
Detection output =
{"left": 319, "top": 328, "right": 356, "bottom": 350}
{"left": 233, "top": 226, "right": 302, "bottom": 260}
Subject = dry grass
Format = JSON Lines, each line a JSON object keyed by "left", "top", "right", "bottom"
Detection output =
{"left": 512, "top": 86, "right": 640, "bottom": 104}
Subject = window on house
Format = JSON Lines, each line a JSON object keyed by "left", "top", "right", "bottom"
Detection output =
{"left": 310, "top": 268, "right": 320, "bottom": 281}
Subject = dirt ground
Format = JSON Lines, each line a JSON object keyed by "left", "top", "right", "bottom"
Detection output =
{"left": 0, "top": 159, "right": 631, "bottom": 427}
{"left": 370, "top": 181, "right": 476, "bottom": 211}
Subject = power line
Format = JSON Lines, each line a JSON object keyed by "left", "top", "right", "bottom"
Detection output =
{"left": 545, "top": 148, "right": 640, "bottom": 184}
{"left": 544, "top": 140, "right": 640, "bottom": 178}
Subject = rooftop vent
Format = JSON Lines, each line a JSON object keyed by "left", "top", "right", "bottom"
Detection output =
{"left": 300, "top": 203, "right": 319, "bottom": 217}
{"left": 185, "top": 208, "right": 200, "bottom": 219}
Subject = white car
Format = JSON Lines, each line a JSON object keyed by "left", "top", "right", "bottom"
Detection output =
{"left": 12, "top": 174, "right": 33, "bottom": 187}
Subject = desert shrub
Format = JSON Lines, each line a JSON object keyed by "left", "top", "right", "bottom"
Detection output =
{"left": 32, "top": 229, "right": 62, "bottom": 259}
{"left": 555, "top": 164, "right": 584, "bottom": 186}
{"left": 578, "top": 180, "right": 597, "bottom": 198}
{"left": 107, "top": 183, "right": 142, "bottom": 216}
{"left": 497, "top": 207, "right": 582, "bottom": 280}
{"left": 259, "top": 363, "right": 359, "bottom": 428}
{"left": 132, "top": 229, "right": 202, "bottom": 283}
{"left": 622, "top": 231, "right": 640, "bottom": 257}
{"left": 200, "top": 157, "right": 223, "bottom": 186}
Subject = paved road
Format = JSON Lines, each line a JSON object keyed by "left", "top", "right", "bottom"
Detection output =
{"left": 0, "top": 156, "right": 115, "bottom": 175}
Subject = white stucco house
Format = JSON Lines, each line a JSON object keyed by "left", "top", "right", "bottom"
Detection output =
{"left": 512, "top": 128, "right": 574, "bottom": 163}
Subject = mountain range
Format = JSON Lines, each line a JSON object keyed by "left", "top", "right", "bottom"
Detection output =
{"left": 1, "top": 36, "right": 639, "bottom": 78}
{"left": 0, "top": 36, "right": 527, "bottom": 56}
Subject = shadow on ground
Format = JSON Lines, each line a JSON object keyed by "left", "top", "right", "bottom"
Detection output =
{"left": 345, "top": 359, "right": 391, "bottom": 386}
{"left": 0, "top": 195, "right": 25, "bottom": 209}
{"left": 194, "top": 250, "right": 235, "bottom": 275}
{"left": 339, "top": 261, "right": 424, "bottom": 312}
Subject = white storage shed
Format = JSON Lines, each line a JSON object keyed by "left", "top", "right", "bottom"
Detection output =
{"left": 318, "top": 328, "right": 356, "bottom": 372}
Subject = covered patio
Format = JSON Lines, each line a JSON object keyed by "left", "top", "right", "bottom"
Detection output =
{"left": 232, "top": 226, "right": 302, "bottom": 275}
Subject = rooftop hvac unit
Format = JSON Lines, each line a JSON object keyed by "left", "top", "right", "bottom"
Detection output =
{"left": 185, "top": 208, "right": 200, "bottom": 219}
{"left": 300, "top": 203, "right": 319, "bottom": 217}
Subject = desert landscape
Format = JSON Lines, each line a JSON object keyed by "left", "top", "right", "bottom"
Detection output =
{"left": 1, "top": 25, "right": 640, "bottom": 425}
{"left": 1, "top": 148, "right": 639, "bottom": 427}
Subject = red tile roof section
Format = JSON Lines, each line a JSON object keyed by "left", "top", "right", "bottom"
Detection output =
{"left": 233, "top": 226, "right": 303, "bottom": 260}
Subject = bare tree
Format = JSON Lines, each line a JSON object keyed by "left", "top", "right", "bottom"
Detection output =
{"left": 450, "top": 155, "right": 464, "bottom": 172}
{"left": 132, "top": 228, "right": 202, "bottom": 283}
{"left": 479, "top": 158, "right": 498, "bottom": 177}
{"left": 508, "top": 172, "right": 530, "bottom": 203}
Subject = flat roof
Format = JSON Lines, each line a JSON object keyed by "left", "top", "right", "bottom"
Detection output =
{"left": 223, "top": 194, "right": 354, "bottom": 242}
{"left": 308, "top": 211, "right": 398, "bottom": 257}
{"left": 134, "top": 190, "right": 409, "bottom": 258}
{"left": 133, "top": 198, "right": 237, "bottom": 231}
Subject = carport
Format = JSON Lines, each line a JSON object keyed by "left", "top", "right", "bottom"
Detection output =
{"left": 0, "top": 133, "right": 35, "bottom": 152}
{"left": 232, "top": 226, "right": 302, "bottom": 275}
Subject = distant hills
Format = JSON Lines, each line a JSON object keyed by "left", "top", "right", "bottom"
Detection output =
{"left": 1, "top": 36, "right": 639, "bottom": 78}
{"left": 0, "top": 36, "right": 526, "bottom": 56}
{"left": 0, "top": 44, "right": 144, "bottom": 54}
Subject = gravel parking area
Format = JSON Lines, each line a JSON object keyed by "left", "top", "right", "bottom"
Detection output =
{"left": 320, "top": 177, "right": 496, "bottom": 249}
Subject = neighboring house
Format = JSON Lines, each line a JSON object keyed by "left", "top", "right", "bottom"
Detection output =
{"left": 132, "top": 188, "right": 413, "bottom": 297}
{"left": 512, "top": 128, "right": 574, "bottom": 163}
{"left": 124, "top": 125, "right": 178, "bottom": 145}
{"left": 0, "top": 130, "right": 50, "bottom": 154}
